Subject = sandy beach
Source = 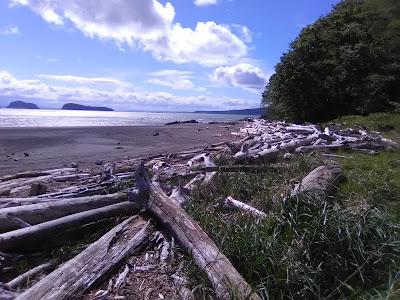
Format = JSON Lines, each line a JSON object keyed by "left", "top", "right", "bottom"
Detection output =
{"left": 0, "top": 123, "right": 239, "bottom": 176}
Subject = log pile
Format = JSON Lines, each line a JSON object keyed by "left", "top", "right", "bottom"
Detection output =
{"left": 232, "top": 119, "right": 397, "bottom": 160}
{"left": 0, "top": 118, "right": 396, "bottom": 299}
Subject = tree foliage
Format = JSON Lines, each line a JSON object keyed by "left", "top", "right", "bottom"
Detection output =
{"left": 263, "top": 0, "right": 400, "bottom": 122}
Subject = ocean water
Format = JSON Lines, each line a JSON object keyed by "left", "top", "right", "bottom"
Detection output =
{"left": 0, "top": 109, "right": 253, "bottom": 128}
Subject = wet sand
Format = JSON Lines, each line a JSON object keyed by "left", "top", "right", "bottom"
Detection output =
{"left": 0, "top": 123, "right": 239, "bottom": 176}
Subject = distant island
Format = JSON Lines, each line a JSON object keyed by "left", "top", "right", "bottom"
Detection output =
{"left": 7, "top": 101, "right": 40, "bottom": 109}
{"left": 62, "top": 103, "right": 114, "bottom": 111}
{"left": 194, "top": 108, "right": 263, "bottom": 116}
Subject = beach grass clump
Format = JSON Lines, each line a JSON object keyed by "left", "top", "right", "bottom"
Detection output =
{"left": 187, "top": 159, "right": 400, "bottom": 299}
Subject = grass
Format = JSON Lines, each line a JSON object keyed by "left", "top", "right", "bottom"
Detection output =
{"left": 184, "top": 113, "right": 400, "bottom": 299}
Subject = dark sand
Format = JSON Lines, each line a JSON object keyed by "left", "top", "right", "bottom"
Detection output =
{"left": 0, "top": 123, "right": 239, "bottom": 176}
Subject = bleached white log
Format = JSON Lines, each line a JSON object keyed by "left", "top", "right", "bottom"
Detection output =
{"left": 222, "top": 196, "right": 267, "bottom": 218}
{"left": 183, "top": 174, "right": 205, "bottom": 191}
{"left": 0, "top": 202, "right": 138, "bottom": 251}
{"left": 0, "top": 192, "right": 128, "bottom": 232}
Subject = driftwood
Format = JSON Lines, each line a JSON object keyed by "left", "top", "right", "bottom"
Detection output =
{"left": 0, "top": 202, "right": 138, "bottom": 251}
{"left": 0, "top": 193, "right": 126, "bottom": 209}
{"left": 0, "top": 192, "right": 128, "bottom": 232}
{"left": 232, "top": 119, "right": 396, "bottom": 160}
{"left": 133, "top": 164, "right": 260, "bottom": 300}
{"left": 16, "top": 216, "right": 154, "bottom": 300}
{"left": 221, "top": 196, "right": 267, "bottom": 219}
{"left": 201, "top": 164, "right": 281, "bottom": 173}
{"left": 292, "top": 165, "right": 343, "bottom": 196}
{"left": 183, "top": 174, "right": 205, "bottom": 191}
{"left": 0, "top": 283, "right": 19, "bottom": 300}
{"left": 0, "top": 168, "right": 76, "bottom": 183}
{"left": 7, "top": 259, "right": 56, "bottom": 289}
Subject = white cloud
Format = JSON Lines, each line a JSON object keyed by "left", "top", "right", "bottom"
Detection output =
{"left": 194, "top": 0, "right": 218, "bottom": 7}
{"left": 212, "top": 63, "right": 269, "bottom": 91}
{"left": 232, "top": 24, "right": 252, "bottom": 43}
{"left": 37, "top": 74, "right": 131, "bottom": 87}
{"left": 148, "top": 69, "right": 206, "bottom": 91}
{"left": 10, "top": 0, "right": 247, "bottom": 66}
{"left": 149, "top": 78, "right": 194, "bottom": 90}
{"left": 0, "top": 70, "right": 248, "bottom": 110}
{"left": 0, "top": 25, "right": 20, "bottom": 35}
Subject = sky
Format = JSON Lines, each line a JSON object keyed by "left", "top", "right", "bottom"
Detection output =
{"left": 0, "top": 0, "right": 340, "bottom": 112}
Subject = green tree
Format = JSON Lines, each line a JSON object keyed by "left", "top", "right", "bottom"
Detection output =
{"left": 263, "top": 0, "right": 400, "bottom": 122}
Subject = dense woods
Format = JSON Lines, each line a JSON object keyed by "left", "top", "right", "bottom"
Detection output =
{"left": 263, "top": 0, "right": 400, "bottom": 122}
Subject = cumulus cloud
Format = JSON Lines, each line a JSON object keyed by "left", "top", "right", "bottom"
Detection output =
{"left": 0, "top": 70, "right": 248, "bottom": 110}
{"left": 0, "top": 25, "right": 20, "bottom": 35}
{"left": 212, "top": 63, "right": 269, "bottom": 91}
{"left": 10, "top": 0, "right": 247, "bottom": 66}
{"left": 194, "top": 0, "right": 218, "bottom": 7}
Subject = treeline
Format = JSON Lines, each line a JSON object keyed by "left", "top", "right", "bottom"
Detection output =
{"left": 263, "top": 0, "right": 400, "bottom": 122}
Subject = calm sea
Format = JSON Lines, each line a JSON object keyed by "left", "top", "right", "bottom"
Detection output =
{"left": 0, "top": 109, "right": 253, "bottom": 128}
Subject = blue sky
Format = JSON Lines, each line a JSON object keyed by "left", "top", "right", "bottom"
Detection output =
{"left": 0, "top": 0, "right": 340, "bottom": 111}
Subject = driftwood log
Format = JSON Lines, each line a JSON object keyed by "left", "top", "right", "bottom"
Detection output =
{"left": 133, "top": 163, "right": 260, "bottom": 300}
{"left": 0, "top": 202, "right": 138, "bottom": 251}
{"left": 16, "top": 216, "right": 154, "bottom": 300}
{"left": 7, "top": 260, "right": 56, "bottom": 289}
{"left": 221, "top": 196, "right": 267, "bottom": 219}
{"left": 0, "top": 192, "right": 128, "bottom": 232}
{"left": 291, "top": 165, "right": 343, "bottom": 196}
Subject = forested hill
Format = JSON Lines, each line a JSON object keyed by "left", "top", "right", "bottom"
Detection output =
{"left": 263, "top": 0, "right": 400, "bottom": 122}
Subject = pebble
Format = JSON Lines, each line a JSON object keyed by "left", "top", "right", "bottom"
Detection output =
{"left": 24, "top": 152, "right": 29, "bottom": 157}
{"left": 153, "top": 132, "right": 160, "bottom": 136}
{"left": 71, "top": 162, "right": 79, "bottom": 168}
{"left": 95, "top": 160, "right": 103, "bottom": 165}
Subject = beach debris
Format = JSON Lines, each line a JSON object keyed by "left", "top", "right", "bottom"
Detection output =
{"left": 0, "top": 202, "right": 138, "bottom": 251}
{"left": 220, "top": 196, "right": 267, "bottom": 219}
{"left": 291, "top": 165, "right": 343, "bottom": 197}
{"left": 16, "top": 217, "right": 154, "bottom": 300}
{"left": 132, "top": 164, "right": 260, "bottom": 300}
{"left": 0, "top": 117, "right": 396, "bottom": 299}
{"left": 7, "top": 259, "right": 56, "bottom": 289}
{"left": 230, "top": 119, "right": 396, "bottom": 161}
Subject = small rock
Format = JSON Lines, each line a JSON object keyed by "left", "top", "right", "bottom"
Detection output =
{"left": 153, "top": 132, "right": 159, "bottom": 136}
{"left": 13, "top": 158, "right": 18, "bottom": 162}
{"left": 23, "top": 152, "right": 29, "bottom": 157}
{"left": 115, "top": 146, "right": 123, "bottom": 150}
{"left": 29, "top": 183, "right": 48, "bottom": 196}
{"left": 71, "top": 162, "right": 79, "bottom": 168}
{"left": 95, "top": 160, "right": 103, "bottom": 165}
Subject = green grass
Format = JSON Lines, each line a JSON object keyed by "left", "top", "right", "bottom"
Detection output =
{"left": 185, "top": 113, "right": 400, "bottom": 299}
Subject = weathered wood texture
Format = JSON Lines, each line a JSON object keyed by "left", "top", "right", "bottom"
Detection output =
{"left": 16, "top": 216, "right": 154, "bottom": 300}
{"left": 143, "top": 176, "right": 260, "bottom": 299}
{"left": 7, "top": 260, "right": 56, "bottom": 289}
{"left": 292, "top": 165, "right": 343, "bottom": 196}
{"left": 0, "top": 202, "right": 138, "bottom": 251}
{"left": 0, "top": 193, "right": 128, "bottom": 232}
{"left": 222, "top": 196, "right": 267, "bottom": 219}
